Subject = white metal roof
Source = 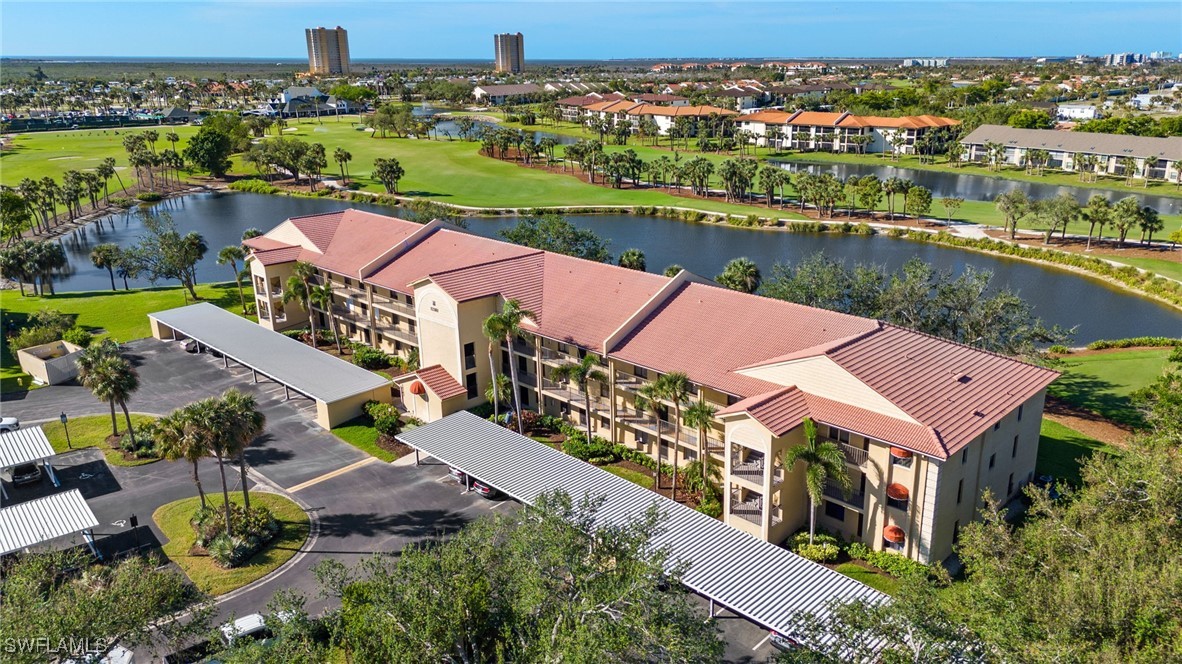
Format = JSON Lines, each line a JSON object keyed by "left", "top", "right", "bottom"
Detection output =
{"left": 0, "top": 489, "right": 99, "bottom": 556}
{"left": 148, "top": 303, "right": 390, "bottom": 403}
{"left": 397, "top": 411, "right": 887, "bottom": 646}
{"left": 0, "top": 425, "right": 56, "bottom": 469}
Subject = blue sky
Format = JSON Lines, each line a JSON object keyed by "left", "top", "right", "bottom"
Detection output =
{"left": 2, "top": 1, "right": 1179, "bottom": 60}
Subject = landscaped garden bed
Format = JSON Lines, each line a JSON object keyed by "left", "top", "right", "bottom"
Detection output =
{"left": 41, "top": 414, "right": 161, "bottom": 467}
{"left": 153, "top": 492, "right": 309, "bottom": 596}
{"left": 330, "top": 400, "right": 422, "bottom": 462}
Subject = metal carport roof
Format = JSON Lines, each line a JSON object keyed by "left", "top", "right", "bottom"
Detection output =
{"left": 397, "top": 411, "right": 887, "bottom": 648}
{"left": 0, "top": 489, "right": 100, "bottom": 557}
{"left": 148, "top": 303, "right": 390, "bottom": 403}
{"left": 0, "top": 426, "right": 56, "bottom": 469}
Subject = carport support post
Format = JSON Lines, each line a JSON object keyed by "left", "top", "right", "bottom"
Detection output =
{"left": 252, "top": 369, "right": 258, "bottom": 383}
{"left": 709, "top": 598, "right": 715, "bottom": 618}
{"left": 415, "top": 449, "right": 420, "bottom": 466}
{"left": 223, "top": 354, "right": 229, "bottom": 368}
{"left": 83, "top": 528, "right": 102, "bottom": 560}
{"left": 284, "top": 385, "right": 290, "bottom": 401}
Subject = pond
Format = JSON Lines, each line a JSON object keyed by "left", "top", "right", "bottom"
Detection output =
{"left": 415, "top": 103, "right": 579, "bottom": 145}
{"left": 772, "top": 160, "right": 1182, "bottom": 213}
{"left": 43, "top": 191, "right": 1182, "bottom": 343}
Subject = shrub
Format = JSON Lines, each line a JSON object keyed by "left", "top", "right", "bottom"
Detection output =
{"left": 787, "top": 530, "right": 842, "bottom": 551}
{"left": 468, "top": 402, "right": 495, "bottom": 418}
{"left": 1169, "top": 346, "right": 1182, "bottom": 363}
{"left": 62, "top": 327, "right": 93, "bottom": 348}
{"left": 845, "top": 542, "right": 871, "bottom": 560}
{"left": 351, "top": 345, "right": 390, "bottom": 369}
{"left": 563, "top": 434, "right": 620, "bottom": 463}
{"left": 108, "top": 196, "right": 134, "bottom": 208}
{"left": 887, "top": 227, "right": 908, "bottom": 238}
{"left": 862, "top": 550, "right": 935, "bottom": 579}
{"left": 194, "top": 503, "right": 280, "bottom": 568}
{"left": 506, "top": 409, "right": 541, "bottom": 432}
{"left": 796, "top": 543, "right": 841, "bottom": 563}
{"left": 136, "top": 192, "right": 163, "bottom": 202}
{"left": 228, "top": 179, "right": 279, "bottom": 194}
{"left": 373, "top": 413, "right": 402, "bottom": 437}
{"left": 363, "top": 400, "right": 399, "bottom": 421}
{"left": 696, "top": 497, "right": 722, "bottom": 518}
{"left": 1085, "top": 337, "right": 1182, "bottom": 350}
{"left": 854, "top": 222, "right": 875, "bottom": 235}
{"left": 8, "top": 326, "right": 61, "bottom": 351}
{"left": 1048, "top": 344, "right": 1071, "bottom": 355}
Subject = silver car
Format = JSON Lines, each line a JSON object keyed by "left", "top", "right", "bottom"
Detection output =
{"left": 0, "top": 416, "right": 19, "bottom": 433}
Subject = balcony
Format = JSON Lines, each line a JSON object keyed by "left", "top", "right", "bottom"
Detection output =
{"left": 503, "top": 339, "right": 537, "bottom": 357}
{"left": 837, "top": 441, "right": 869, "bottom": 467}
{"left": 540, "top": 346, "right": 575, "bottom": 366}
{"left": 327, "top": 304, "right": 372, "bottom": 329}
{"left": 378, "top": 324, "right": 416, "bottom": 345}
{"left": 617, "top": 406, "right": 659, "bottom": 432}
{"left": 729, "top": 495, "right": 763, "bottom": 524}
{"left": 518, "top": 372, "right": 537, "bottom": 388}
{"left": 328, "top": 279, "right": 368, "bottom": 300}
{"left": 542, "top": 378, "right": 609, "bottom": 410}
{"left": 732, "top": 453, "right": 765, "bottom": 480}
{"left": 613, "top": 370, "right": 645, "bottom": 389}
{"left": 823, "top": 483, "right": 865, "bottom": 510}
{"left": 372, "top": 295, "right": 415, "bottom": 317}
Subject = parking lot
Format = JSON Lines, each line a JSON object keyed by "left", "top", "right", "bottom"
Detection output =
{"left": 2, "top": 338, "right": 779, "bottom": 661}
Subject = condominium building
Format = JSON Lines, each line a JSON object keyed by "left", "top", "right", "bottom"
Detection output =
{"left": 738, "top": 111, "right": 960, "bottom": 154}
{"left": 305, "top": 26, "right": 350, "bottom": 75}
{"left": 245, "top": 209, "right": 1058, "bottom": 564}
{"left": 494, "top": 32, "right": 525, "bottom": 74}
{"left": 960, "top": 125, "right": 1182, "bottom": 181}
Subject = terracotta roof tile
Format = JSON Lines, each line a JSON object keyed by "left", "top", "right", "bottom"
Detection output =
{"left": 253, "top": 246, "right": 306, "bottom": 266}
{"left": 367, "top": 229, "right": 538, "bottom": 295}
{"left": 243, "top": 236, "right": 295, "bottom": 251}
{"left": 412, "top": 364, "right": 467, "bottom": 400}
{"left": 719, "top": 387, "right": 809, "bottom": 435}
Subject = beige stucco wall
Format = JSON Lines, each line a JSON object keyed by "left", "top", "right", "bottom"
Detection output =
{"left": 316, "top": 387, "right": 392, "bottom": 430}
{"left": 249, "top": 260, "right": 302, "bottom": 331}
{"left": 16, "top": 340, "right": 84, "bottom": 385}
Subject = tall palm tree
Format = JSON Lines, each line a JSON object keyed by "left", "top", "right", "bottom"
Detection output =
{"left": 90, "top": 243, "right": 121, "bottom": 291}
{"left": 308, "top": 283, "right": 343, "bottom": 353}
{"left": 86, "top": 355, "right": 141, "bottom": 446}
{"left": 715, "top": 257, "right": 761, "bottom": 294}
{"left": 484, "top": 373, "right": 511, "bottom": 422}
{"left": 658, "top": 372, "right": 693, "bottom": 501}
{"left": 491, "top": 299, "right": 534, "bottom": 435}
{"left": 283, "top": 261, "right": 319, "bottom": 346}
{"left": 552, "top": 353, "right": 608, "bottom": 446}
{"left": 683, "top": 400, "right": 719, "bottom": 487}
{"left": 76, "top": 340, "right": 122, "bottom": 436}
{"left": 635, "top": 381, "right": 666, "bottom": 491}
{"left": 193, "top": 397, "right": 236, "bottom": 537}
{"left": 481, "top": 313, "right": 509, "bottom": 424}
{"left": 782, "top": 417, "right": 851, "bottom": 545}
{"left": 155, "top": 408, "right": 209, "bottom": 509}
{"left": 216, "top": 245, "right": 248, "bottom": 314}
{"left": 219, "top": 388, "right": 266, "bottom": 510}
{"left": 333, "top": 147, "right": 352, "bottom": 184}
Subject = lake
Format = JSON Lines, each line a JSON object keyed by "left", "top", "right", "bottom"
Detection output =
{"left": 41, "top": 191, "right": 1182, "bottom": 343}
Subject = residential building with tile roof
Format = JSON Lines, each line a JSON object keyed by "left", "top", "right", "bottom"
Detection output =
{"left": 245, "top": 208, "right": 1057, "bottom": 565}
{"left": 960, "top": 125, "right": 1182, "bottom": 181}
{"left": 738, "top": 111, "right": 960, "bottom": 154}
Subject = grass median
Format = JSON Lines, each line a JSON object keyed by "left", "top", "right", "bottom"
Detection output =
{"left": 154, "top": 492, "right": 310, "bottom": 597}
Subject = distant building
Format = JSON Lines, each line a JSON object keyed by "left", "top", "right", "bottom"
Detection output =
{"left": 494, "top": 32, "right": 525, "bottom": 73}
{"left": 472, "top": 83, "right": 542, "bottom": 105}
{"left": 1149, "top": 51, "right": 1175, "bottom": 61}
{"left": 1056, "top": 103, "right": 1099, "bottom": 120}
{"left": 959, "top": 125, "right": 1182, "bottom": 181}
{"left": 1104, "top": 52, "right": 1144, "bottom": 66}
{"left": 305, "top": 26, "right": 350, "bottom": 74}
{"left": 902, "top": 58, "right": 948, "bottom": 68}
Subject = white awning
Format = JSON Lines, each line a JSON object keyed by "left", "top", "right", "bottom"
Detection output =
{"left": 0, "top": 489, "right": 100, "bottom": 556}
{"left": 0, "top": 426, "right": 56, "bottom": 469}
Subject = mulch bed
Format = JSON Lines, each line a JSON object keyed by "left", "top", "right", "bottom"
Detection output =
{"left": 376, "top": 435, "right": 415, "bottom": 458}
{"left": 984, "top": 229, "right": 1181, "bottom": 263}
{"left": 608, "top": 459, "right": 702, "bottom": 507}
{"left": 104, "top": 432, "right": 157, "bottom": 463}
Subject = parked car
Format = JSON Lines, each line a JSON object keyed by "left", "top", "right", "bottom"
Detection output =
{"left": 10, "top": 462, "right": 42, "bottom": 486}
{"left": 472, "top": 480, "right": 500, "bottom": 499}
{"left": 0, "top": 416, "right": 20, "bottom": 432}
{"left": 448, "top": 466, "right": 467, "bottom": 484}
{"left": 180, "top": 338, "right": 199, "bottom": 353}
{"left": 768, "top": 630, "right": 800, "bottom": 652}
{"left": 220, "top": 613, "right": 274, "bottom": 645}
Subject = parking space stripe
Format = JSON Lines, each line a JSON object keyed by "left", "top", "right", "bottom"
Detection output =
{"left": 287, "top": 457, "right": 379, "bottom": 493}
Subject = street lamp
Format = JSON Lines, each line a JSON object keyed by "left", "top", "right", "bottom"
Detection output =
{"left": 60, "top": 412, "right": 71, "bottom": 449}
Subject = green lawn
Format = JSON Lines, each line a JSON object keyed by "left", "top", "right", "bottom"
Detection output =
{"left": 1047, "top": 348, "right": 1173, "bottom": 427}
{"left": 0, "top": 282, "right": 249, "bottom": 393}
{"left": 0, "top": 125, "right": 200, "bottom": 186}
{"left": 1106, "top": 255, "right": 1182, "bottom": 283}
{"left": 330, "top": 416, "right": 398, "bottom": 462}
{"left": 153, "top": 492, "right": 310, "bottom": 597}
{"left": 834, "top": 562, "right": 900, "bottom": 596}
{"left": 41, "top": 414, "right": 160, "bottom": 467}
{"left": 1037, "top": 420, "right": 1117, "bottom": 486}
{"left": 602, "top": 463, "right": 654, "bottom": 488}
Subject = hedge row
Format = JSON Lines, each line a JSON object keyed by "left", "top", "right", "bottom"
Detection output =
{"left": 1084, "top": 337, "right": 1182, "bottom": 350}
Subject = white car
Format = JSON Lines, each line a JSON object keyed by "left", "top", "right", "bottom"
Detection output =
{"left": 220, "top": 613, "right": 271, "bottom": 645}
{"left": 0, "top": 417, "right": 19, "bottom": 433}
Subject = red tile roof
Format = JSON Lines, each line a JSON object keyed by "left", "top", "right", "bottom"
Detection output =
{"left": 412, "top": 364, "right": 467, "bottom": 400}
{"left": 300, "top": 210, "right": 420, "bottom": 278}
{"left": 253, "top": 246, "right": 306, "bottom": 266}
{"left": 243, "top": 236, "right": 295, "bottom": 251}
{"left": 719, "top": 387, "right": 810, "bottom": 435}
{"left": 366, "top": 229, "right": 538, "bottom": 295}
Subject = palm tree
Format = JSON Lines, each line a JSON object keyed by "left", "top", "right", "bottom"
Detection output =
{"left": 219, "top": 388, "right": 266, "bottom": 510}
{"left": 333, "top": 147, "right": 352, "bottom": 185}
{"left": 552, "top": 353, "right": 608, "bottom": 446}
{"left": 90, "top": 243, "right": 121, "bottom": 291}
{"left": 481, "top": 314, "right": 509, "bottom": 424}
{"left": 216, "top": 245, "right": 248, "bottom": 314}
{"left": 782, "top": 417, "right": 851, "bottom": 545}
{"left": 283, "top": 261, "right": 319, "bottom": 347}
{"left": 617, "top": 248, "right": 646, "bottom": 271}
{"left": 635, "top": 381, "right": 667, "bottom": 492}
{"left": 683, "top": 400, "right": 718, "bottom": 488}
{"left": 484, "top": 373, "right": 511, "bottom": 422}
{"left": 309, "top": 283, "right": 343, "bottom": 353}
{"left": 85, "top": 355, "right": 141, "bottom": 446}
{"left": 76, "top": 340, "right": 122, "bottom": 435}
{"left": 490, "top": 299, "right": 535, "bottom": 435}
{"left": 657, "top": 372, "right": 693, "bottom": 501}
{"left": 715, "top": 257, "right": 761, "bottom": 293}
{"left": 192, "top": 397, "right": 236, "bottom": 537}
{"left": 155, "top": 407, "right": 209, "bottom": 509}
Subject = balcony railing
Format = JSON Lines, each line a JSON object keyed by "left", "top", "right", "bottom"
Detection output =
{"left": 378, "top": 325, "right": 416, "bottom": 345}
{"left": 732, "top": 455, "right": 765, "bottom": 480}
{"left": 823, "top": 484, "right": 865, "bottom": 509}
{"left": 613, "top": 370, "right": 645, "bottom": 389}
{"left": 542, "top": 378, "right": 609, "bottom": 409}
{"left": 729, "top": 497, "right": 763, "bottom": 524}
{"left": 837, "top": 442, "right": 869, "bottom": 467}
{"left": 327, "top": 304, "right": 372, "bottom": 329}
{"left": 373, "top": 296, "right": 415, "bottom": 317}
{"left": 540, "top": 346, "right": 575, "bottom": 366}
{"left": 518, "top": 372, "right": 537, "bottom": 388}
{"left": 503, "top": 339, "right": 537, "bottom": 357}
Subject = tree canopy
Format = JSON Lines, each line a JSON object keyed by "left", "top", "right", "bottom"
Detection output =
{"left": 499, "top": 212, "right": 612, "bottom": 262}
